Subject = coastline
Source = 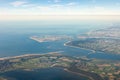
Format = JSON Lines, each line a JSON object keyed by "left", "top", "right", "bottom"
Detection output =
{"left": 64, "top": 41, "right": 96, "bottom": 54}
{"left": 63, "top": 65, "right": 104, "bottom": 80}
{"left": 64, "top": 68, "right": 94, "bottom": 80}
{"left": 0, "top": 54, "right": 43, "bottom": 61}
{"left": 0, "top": 52, "right": 61, "bottom": 61}
{"left": 30, "top": 37, "right": 48, "bottom": 43}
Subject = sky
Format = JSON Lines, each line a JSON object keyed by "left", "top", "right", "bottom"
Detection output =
{"left": 0, "top": 0, "right": 120, "bottom": 15}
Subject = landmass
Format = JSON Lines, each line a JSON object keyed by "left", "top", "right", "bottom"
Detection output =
{"left": 0, "top": 52, "right": 120, "bottom": 80}
{"left": 65, "top": 38, "right": 120, "bottom": 54}
{"left": 67, "top": 27, "right": 120, "bottom": 54}
{"left": 87, "top": 26, "right": 120, "bottom": 38}
{"left": 63, "top": 26, "right": 120, "bottom": 80}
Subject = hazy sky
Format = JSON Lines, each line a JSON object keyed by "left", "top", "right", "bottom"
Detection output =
{"left": 0, "top": 0, "right": 120, "bottom": 15}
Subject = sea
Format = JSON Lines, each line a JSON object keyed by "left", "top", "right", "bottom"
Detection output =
{"left": 0, "top": 20, "right": 120, "bottom": 80}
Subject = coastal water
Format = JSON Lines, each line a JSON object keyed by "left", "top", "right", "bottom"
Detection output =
{"left": 0, "top": 68, "right": 89, "bottom": 80}
{"left": 0, "top": 33, "right": 91, "bottom": 57}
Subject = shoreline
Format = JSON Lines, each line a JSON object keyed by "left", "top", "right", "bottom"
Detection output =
{"left": 64, "top": 68, "right": 94, "bottom": 80}
{"left": 64, "top": 41, "right": 96, "bottom": 54}
{"left": 0, "top": 54, "right": 43, "bottom": 61}
{"left": 30, "top": 37, "right": 49, "bottom": 43}
{"left": 64, "top": 41, "right": 120, "bottom": 55}
{"left": 64, "top": 66, "right": 104, "bottom": 80}
{"left": 0, "top": 51, "right": 61, "bottom": 61}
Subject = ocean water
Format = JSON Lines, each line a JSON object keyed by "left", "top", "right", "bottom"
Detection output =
{"left": 0, "top": 33, "right": 91, "bottom": 57}
{"left": 0, "top": 20, "right": 94, "bottom": 57}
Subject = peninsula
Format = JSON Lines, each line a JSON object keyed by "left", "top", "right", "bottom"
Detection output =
{"left": 0, "top": 52, "right": 103, "bottom": 80}
{"left": 0, "top": 52, "right": 120, "bottom": 80}
{"left": 30, "top": 35, "right": 72, "bottom": 42}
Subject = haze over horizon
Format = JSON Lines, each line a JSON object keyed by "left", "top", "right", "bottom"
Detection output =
{"left": 0, "top": 0, "right": 120, "bottom": 15}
